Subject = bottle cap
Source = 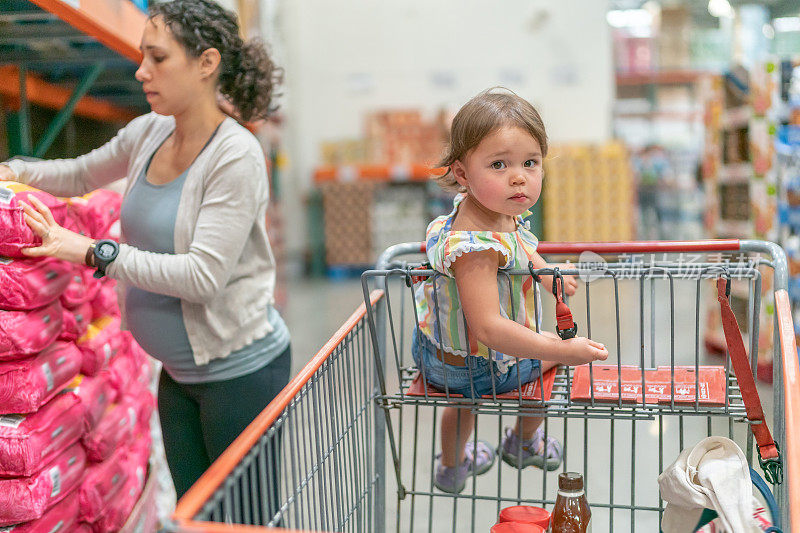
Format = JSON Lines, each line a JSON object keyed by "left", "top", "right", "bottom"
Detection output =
{"left": 558, "top": 472, "right": 584, "bottom": 491}
{"left": 490, "top": 522, "right": 545, "bottom": 533}
{"left": 498, "top": 506, "right": 550, "bottom": 527}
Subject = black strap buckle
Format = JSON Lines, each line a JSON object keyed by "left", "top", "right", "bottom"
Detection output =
{"left": 758, "top": 443, "right": 783, "bottom": 485}
{"left": 557, "top": 323, "right": 578, "bottom": 340}
{"left": 551, "top": 267, "right": 564, "bottom": 300}
{"left": 527, "top": 261, "right": 541, "bottom": 283}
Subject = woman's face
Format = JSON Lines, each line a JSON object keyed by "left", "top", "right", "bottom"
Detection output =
{"left": 135, "top": 16, "right": 209, "bottom": 116}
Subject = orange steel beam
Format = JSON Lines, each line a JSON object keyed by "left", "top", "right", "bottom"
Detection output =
{"left": 313, "top": 163, "right": 444, "bottom": 183}
{"left": 0, "top": 66, "right": 137, "bottom": 123}
{"left": 28, "top": 0, "right": 146, "bottom": 64}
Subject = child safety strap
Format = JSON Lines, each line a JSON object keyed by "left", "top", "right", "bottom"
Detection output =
{"left": 527, "top": 263, "right": 578, "bottom": 340}
{"left": 716, "top": 276, "right": 782, "bottom": 485}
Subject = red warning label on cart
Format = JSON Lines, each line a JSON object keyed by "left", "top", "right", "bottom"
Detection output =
{"left": 570, "top": 365, "right": 728, "bottom": 406}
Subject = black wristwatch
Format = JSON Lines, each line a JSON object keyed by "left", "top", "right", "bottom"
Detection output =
{"left": 91, "top": 239, "right": 119, "bottom": 279}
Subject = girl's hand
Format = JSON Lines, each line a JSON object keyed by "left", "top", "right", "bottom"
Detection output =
{"left": 0, "top": 164, "right": 18, "bottom": 182}
{"left": 560, "top": 336, "right": 608, "bottom": 366}
{"left": 539, "top": 272, "right": 578, "bottom": 297}
{"left": 561, "top": 273, "right": 578, "bottom": 296}
{"left": 20, "top": 196, "right": 93, "bottom": 264}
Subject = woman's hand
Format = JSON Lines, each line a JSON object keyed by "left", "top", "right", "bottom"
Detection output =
{"left": 560, "top": 336, "right": 609, "bottom": 366}
{"left": 0, "top": 164, "right": 18, "bottom": 182}
{"left": 20, "top": 195, "right": 93, "bottom": 264}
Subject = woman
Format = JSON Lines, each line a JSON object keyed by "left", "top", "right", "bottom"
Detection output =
{"left": 0, "top": 0, "right": 289, "bottom": 500}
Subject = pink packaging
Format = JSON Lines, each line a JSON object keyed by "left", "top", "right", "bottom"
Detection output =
{"left": 128, "top": 391, "right": 155, "bottom": 436}
{"left": 107, "top": 353, "right": 137, "bottom": 397}
{"left": 60, "top": 267, "right": 100, "bottom": 309}
{"left": 0, "top": 301, "right": 63, "bottom": 360}
{"left": 0, "top": 184, "right": 69, "bottom": 259}
{"left": 0, "top": 342, "right": 82, "bottom": 415}
{"left": 0, "top": 392, "right": 84, "bottom": 477}
{"left": 76, "top": 316, "right": 123, "bottom": 376}
{"left": 81, "top": 402, "right": 137, "bottom": 463}
{"left": 91, "top": 441, "right": 149, "bottom": 533}
{"left": 0, "top": 442, "right": 86, "bottom": 526}
{"left": 65, "top": 374, "right": 116, "bottom": 431}
{"left": 89, "top": 281, "right": 119, "bottom": 319}
{"left": 58, "top": 301, "right": 93, "bottom": 342}
{"left": 66, "top": 190, "right": 122, "bottom": 241}
{"left": 0, "top": 491, "right": 80, "bottom": 533}
{"left": 79, "top": 447, "right": 129, "bottom": 523}
{"left": 0, "top": 256, "right": 72, "bottom": 311}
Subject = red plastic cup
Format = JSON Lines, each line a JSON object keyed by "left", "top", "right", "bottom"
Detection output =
{"left": 498, "top": 505, "right": 551, "bottom": 528}
{"left": 490, "top": 522, "right": 545, "bottom": 533}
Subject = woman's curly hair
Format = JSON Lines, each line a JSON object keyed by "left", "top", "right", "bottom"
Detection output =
{"left": 149, "top": 0, "right": 282, "bottom": 122}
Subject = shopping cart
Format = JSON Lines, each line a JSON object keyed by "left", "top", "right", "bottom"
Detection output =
{"left": 167, "top": 240, "right": 800, "bottom": 533}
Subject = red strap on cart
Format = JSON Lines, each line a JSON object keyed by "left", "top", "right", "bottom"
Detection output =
{"left": 716, "top": 277, "right": 782, "bottom": 484}
{"left": 552, "top": 268, "right": 577, "bottom": 340}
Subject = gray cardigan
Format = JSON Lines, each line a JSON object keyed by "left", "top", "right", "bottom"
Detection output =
{"left": 6, "top": 113, "right": 277, "bottom": 365}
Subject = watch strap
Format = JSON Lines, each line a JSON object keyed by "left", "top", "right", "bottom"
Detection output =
{"left": 84, "top": 242, "right": 96, "bottom": 267}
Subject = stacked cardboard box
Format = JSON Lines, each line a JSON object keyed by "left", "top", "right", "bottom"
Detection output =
{"left": 321, "top": 182, "right": 375, "bottom": 266}
{"left": 657, "top": 6, "right": 691, "bottom": 70}
{"left": 371, "top": 185, "right": 429, "bottom": 260}
{"left": 542, "top": 142, "right": 635, "bottom": 242}
{"left": 364, "top": 110, "right": 447, "bottom": 165}
{"left": 319, "top": 109, "right": 449, "bottom": 166}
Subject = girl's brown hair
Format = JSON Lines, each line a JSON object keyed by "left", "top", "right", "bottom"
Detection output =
{"left": 437, "top": 88, "right": 547, "bottom": 192}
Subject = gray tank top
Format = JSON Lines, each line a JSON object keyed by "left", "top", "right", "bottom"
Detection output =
{"left": 120, "top": 148, "right": 289, "bottom": 383}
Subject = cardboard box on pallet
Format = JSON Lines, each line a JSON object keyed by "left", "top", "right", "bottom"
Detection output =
{"left": 543, "top": 142, "right": 635, "bottom": 242}
{"left": 321, "top": 182, "right": 375, "bottom": 266}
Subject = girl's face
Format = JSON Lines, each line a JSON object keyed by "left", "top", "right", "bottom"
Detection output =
{"left": 135, "top": 17, "right": 211, "bottom": 116}
{"left": 453, "top": 126, "right": 543, "bottom": 218}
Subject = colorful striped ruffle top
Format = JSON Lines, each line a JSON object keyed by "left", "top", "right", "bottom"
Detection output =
{"left": 414, "top": 194, "right": 542, "bottom": 373}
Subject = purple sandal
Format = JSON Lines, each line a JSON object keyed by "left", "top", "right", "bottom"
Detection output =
{"left": 500, "top": 427, "right": 563, "bottom": 471}
{"left": 434, "top": 440, "right": 496, "bottom": 494}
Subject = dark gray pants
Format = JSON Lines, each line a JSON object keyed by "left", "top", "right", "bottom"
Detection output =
{"left": 158, "top": 344, "right": 291, "bottom": 504}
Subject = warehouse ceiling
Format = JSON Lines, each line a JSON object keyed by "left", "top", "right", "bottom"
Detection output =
{"left": 610, "top": 0, "right": 800, "bottom": 26}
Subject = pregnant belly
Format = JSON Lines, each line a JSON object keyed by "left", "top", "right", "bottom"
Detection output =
{"left": 124, "top": 287, "right": 192, "bottom": 363}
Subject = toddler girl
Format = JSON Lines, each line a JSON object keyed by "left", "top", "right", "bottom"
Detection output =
{"left": 413, "top": 88, "right": 609, "bottom": 494}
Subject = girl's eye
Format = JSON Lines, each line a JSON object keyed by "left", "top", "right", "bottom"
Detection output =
{"left": 153, "top": 56, "right": 165, "bottom": 63}
{"left": 491, "top": 161, "right": 505, "bottom": 170}
{"left": 524, "top": 159, "right": 538, "bottom": 168}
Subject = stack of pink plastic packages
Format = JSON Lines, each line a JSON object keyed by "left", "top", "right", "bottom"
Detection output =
{"left": 0, "top": 182, "right": 155, "bottom": 531}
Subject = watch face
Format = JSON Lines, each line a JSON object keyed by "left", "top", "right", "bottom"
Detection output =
{"left": 97, "top": 242, "right": 116, "bottom": 260}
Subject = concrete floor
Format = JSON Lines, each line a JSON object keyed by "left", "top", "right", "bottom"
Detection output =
{"left": 282, "top": 275, "right": 781, "bottom": 533}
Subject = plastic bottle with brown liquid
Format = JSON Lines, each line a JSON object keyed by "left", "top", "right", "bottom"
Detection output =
{"left": 549, "top": 472, "right": 591, "bottom": 532}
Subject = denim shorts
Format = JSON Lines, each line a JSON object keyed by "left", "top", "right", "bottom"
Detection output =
{"left": 411, "top": 330, "right": 540, "bottom": 399}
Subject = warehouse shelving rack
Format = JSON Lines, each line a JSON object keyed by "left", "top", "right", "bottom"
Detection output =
{"left": 1, "top": 0, "right": 148, "bottom": 158}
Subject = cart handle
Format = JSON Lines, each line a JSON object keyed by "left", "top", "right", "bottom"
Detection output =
{"left": 536, "top": 239, "right": 742, "bottom": 254}
{"left": 377, "top": 239, "right": 790, "bottom": 291}
{"left": 172, "top": 290, "right": 385, "bottom": 524}
{"left": 377, "top": 240, "right": 743, "bottom": 267}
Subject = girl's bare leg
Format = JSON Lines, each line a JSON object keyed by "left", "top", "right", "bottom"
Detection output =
{"left": 440, "top": 406, "right": 476, "bottom": 467}
{"left": 514, "top": 357, "right": 559, "bottom": 440}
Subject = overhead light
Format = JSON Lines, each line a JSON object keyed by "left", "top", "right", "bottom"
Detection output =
{"left": 606, "top": 9, "right": 653, "bottom": 29}
{"left": 707, "top": 0, "right": 734, "bottom": 19}
{"left": 773, "top": 17, "right": 800, "bottom": 33}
